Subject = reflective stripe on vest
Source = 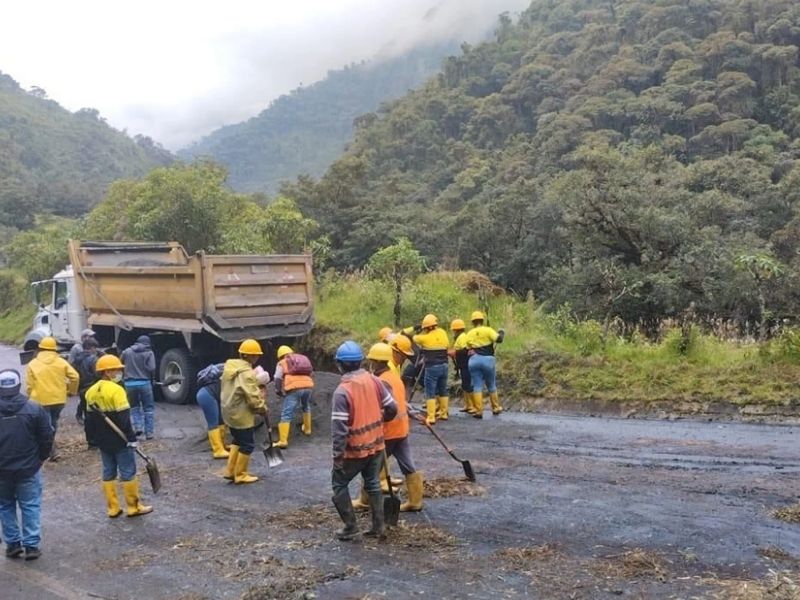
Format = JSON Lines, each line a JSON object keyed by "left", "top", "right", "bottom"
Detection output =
{"left": 340, "top": 372, "right": 385, "bottom": 459}
{"left": 379, "top": 370, "right": 409, "bottom": 440}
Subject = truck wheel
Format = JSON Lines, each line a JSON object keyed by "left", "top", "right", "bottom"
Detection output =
{"left": 159, "top": 348, "right": 197, "bottom": 405}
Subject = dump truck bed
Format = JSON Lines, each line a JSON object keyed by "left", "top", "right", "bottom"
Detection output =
{"left": 68, "top": 240, "right": 314, "bottom": 341}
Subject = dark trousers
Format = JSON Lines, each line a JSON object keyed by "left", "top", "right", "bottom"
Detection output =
{"left": 455, "top": 353, "right": 473, "bottom": 393}
{"left": 230, "top": 427, "right": 255, "bottom": 455}
{"left": 77, "top": 389, "right": 98, "bottom": 447}
{"left": 331, "top": 453, "right": 382, "bottom": 498}
{"left": 385, "top": 437, "right": 416, "bottom": 475}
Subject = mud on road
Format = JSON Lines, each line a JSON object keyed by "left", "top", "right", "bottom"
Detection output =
{"left": 1, "top": 348, "right": 799, "bottom": 599}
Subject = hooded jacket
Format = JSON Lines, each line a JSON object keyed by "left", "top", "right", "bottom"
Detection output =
{"left": 0, "top": 392, "right": 54, "bottom": 481}
{"left": 72, "top": 350, "right": 99, "bottom": 392}
{"left": 220, "top": 359, "right": 264, "bottom": 429}
{"left": 26, "top": 350, "right": 80, "bottom": 406}
{"left": 121, "top": 338, "right": 156, "bottom": 382}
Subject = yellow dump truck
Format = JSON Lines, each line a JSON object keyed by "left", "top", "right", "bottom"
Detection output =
{"left": 22, "top": 240, "right": 314, "bottom": 403}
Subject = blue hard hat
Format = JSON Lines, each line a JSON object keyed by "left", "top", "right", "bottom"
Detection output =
{"left": 335, "top": 340, "right": 364, "bottom": 363}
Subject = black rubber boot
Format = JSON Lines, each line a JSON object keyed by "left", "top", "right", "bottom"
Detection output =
{"left": 332, "top": 491, "right": 359, "bottom": 541}
{"left": 364, "top": 493, "right": 386, "bottom": 539}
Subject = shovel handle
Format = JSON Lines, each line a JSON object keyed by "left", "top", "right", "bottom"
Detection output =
{"left": 420, "top": 419, "right": 453, "bottom": 454}
{"left": 97, "top": 409, "right": 151, "bottom": 462}
{"left": 382, "top": 450, "right": 397, "bottom": 500}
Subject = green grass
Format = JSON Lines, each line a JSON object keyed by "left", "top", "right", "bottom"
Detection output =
{"left": 314, "top": 271, "right": 800, "bottom": 410}
{"left": 0, "top": 304, "right": 35, "bottom": 346}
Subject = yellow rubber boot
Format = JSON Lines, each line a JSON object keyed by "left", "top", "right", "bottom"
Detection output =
{"left": 234, "top": 453, "right": 259, "bottom": 484}
{"left": 400, "top": 472, "right": 424, "bottom": 512}
{"left": 472, "top": 393, "right": 484, "bottom": 419}
{"left": 301, "top": 413, "right": 312, "bottom": 436}
{"left": 102, "top": 481, "right": 123, "bottom": 518}
{"left": 223, "top": 445, "right": 240, "bottom": 480}
{"left": 122, "top": 479, "right": 153, "bottom": 517}
{"left": 425, "top": 399, "right": 437, "bottom": 425}
{"left": 490, "top": 391, "right": 503, "bottom": 415}
{"left": 463, "top": 391, "right": 476, "bottom": 414}
{"left": 208, "top": 427, "right": 230, "bottom": 459}
{"left": 351, "top": 486, "right": 370, "bottom": 511}
{"left": 273, "top": 422, "right": 290, "bottom": 449}
{"left": 220, "top": 424, "right": 230, "bottom": 450}
{"left": 437, "top": 396, "right": 449, "bottom": 420}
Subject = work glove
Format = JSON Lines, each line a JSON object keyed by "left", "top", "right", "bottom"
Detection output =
{"left": 127, "top": 441, "right": 138, "bottom": 448}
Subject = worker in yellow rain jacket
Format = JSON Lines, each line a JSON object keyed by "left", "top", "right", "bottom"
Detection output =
{"left": 221, "top": 339, "right": 267, "bottom": 484}
{"left": 352, "top": 343, "right": 423, "bottom": 512}
{"left": 26, "top": 337, "right": 79, "bottom": 461}
{"left": 465, "top": 311, "right": 505, "bottom": 418}
{"left": 412, "top": 314, "right": 450, "bottom": 425}
{"left": 449, "top": 319, "right": 475, "bottom": 415}
{"left": 272, "top": 345, "right": 315, "bottom": 449}
{"left": 85, "top": 355, "right": 152, "bottom": 518}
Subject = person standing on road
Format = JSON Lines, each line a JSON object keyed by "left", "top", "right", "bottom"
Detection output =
{"left": 221, "top": 339, "right": 266, "bottom": 484}
{"left": 85, "top": 355, "right": 153, "bottom": 518}
{"left": 121, "top": 335, "right": 156, "bottom": 440}
{"left": 330, "top": 341, "right": 398, "bottom": 541}
{"left": 0, "top": 369, "right": 53, "bottom": 561}
{"left": 25, "top": 336, "right": 79, "bottom": 461}
{"left": 412, "top": 314, "right": 450, "bottom": 425}
{"left": 352, "top": 343, "right": 424, "bottom": 513}
{"left": 72, "top": 337, "right": 101, "bottom": 448}
{"left": 272, "top": 345, "right": 315, "bottom": 449}
{"left": 449, "top": 319, "right": 475, "bottom": 415}
{"left": 465, "top": 311, "right": 505, "bottom": 417}
{"left": 195, "top": 363, "right": 229, "bottom": 459}
{"left": 68, "top": 328, "right": 96, "bottom": 365}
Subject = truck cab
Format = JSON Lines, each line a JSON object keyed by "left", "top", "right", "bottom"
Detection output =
{"left": 22, "top": 266, "right": 87, "bottom": 358}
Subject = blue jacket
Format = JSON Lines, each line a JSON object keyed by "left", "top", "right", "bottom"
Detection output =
{"left": 0, "top": 392, "right": 54, "bottom": 481}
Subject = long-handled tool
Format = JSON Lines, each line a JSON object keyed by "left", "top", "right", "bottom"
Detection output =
{"left": 382, "top": 450, "right": 400, "bottom": 527}
{"left": 261, "top": 412, "right": 284, "bottom": 468}
{"left": 418, "top": 419, "right": 476, "bottom": 482}
{"left": 97, "top": 409, "right": 162, "bottom": 492}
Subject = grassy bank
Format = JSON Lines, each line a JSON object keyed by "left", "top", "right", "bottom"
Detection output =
{"left": 313, "top": 271, "right": 800, "bottom": 410}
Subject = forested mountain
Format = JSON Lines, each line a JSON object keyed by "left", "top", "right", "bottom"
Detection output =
{"left": 283, "top": 0, "right": 800, "bottom": 326}
{"left": 178, "top": 42, "right": 459, "bottom": 193}
{"left": 0, "top": 72, "right": 172, "bottom": 230}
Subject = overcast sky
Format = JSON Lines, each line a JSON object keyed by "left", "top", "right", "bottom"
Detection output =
{"left": 1, "top": 0, "right": 529, "bottom": 149}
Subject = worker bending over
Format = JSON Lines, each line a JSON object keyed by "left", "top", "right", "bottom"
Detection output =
{"left": 465, "top": 311, "right": 505, "bottom": 417}
{"left": 330, "top": 341, "right": 397, "bottom": 541}
{"left": 221, "top": 339, "right": 266, "bottom": 484}
{"left": 273, "top": 345, "right": 315, "bottom": 449}
{"left": 85, "top": 355, "right": 152, "bottom": 518}
{"left": 412, "top": 314, "right": 450, "bottom": 425}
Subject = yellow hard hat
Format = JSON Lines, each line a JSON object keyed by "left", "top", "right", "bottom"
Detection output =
{"left": 38, "top": 337, "right": 57, "bottom": 351}
{"left": 390, "top": 335, "right": 414, "bottom": 357}
{"left": 421, "top": 314, "right": 438, "bottom": 328}
{"left": 378, "top": 327, "right": 393, "bottom": 342}
{"left": 96, "top": 354, "right": 124, "bottom": 372}
{"left": 277, "top": 345, "right": 293, "bottom": 359}
{"left": 238, "top": 339, "right": 263, "bottom": 356}
{"left": 471, "top": 310, "right": 486, "bottom": 322}
{"left": 450, "top": 319, "right": 466, "bottom": 331}
{"left": 367, "top": 343, "right": 393, "bottom": 362}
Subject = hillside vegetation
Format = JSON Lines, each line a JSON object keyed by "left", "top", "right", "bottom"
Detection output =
{"left": 0, "top": 71, "right": 172, "bottom": 230}
{"left": 283, "top": 0, "right": 800, "bottom": 332}
{"left": 178, "top": 43, "right": 458, "bottom": 194}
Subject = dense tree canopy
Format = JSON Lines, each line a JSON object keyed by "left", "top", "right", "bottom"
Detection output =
{"left": 282, "top": 0, "right": 800, "bottom": 327}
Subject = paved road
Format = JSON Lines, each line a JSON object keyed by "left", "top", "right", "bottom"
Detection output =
{"left": 1, "top": 344, "right": 798, "bottom": 599}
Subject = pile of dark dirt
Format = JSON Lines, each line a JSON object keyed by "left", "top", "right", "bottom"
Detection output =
{"left": 772, "top": 504, "right": 800, "bottom": 524}
{"left": 591, "top": 548, "right": 670, "bottom": 582}
{"left": 423, "top": 477, "right": 486, "bottom": 498}
{"left": 239, "top": 564, "right": 361, "bottom": 600}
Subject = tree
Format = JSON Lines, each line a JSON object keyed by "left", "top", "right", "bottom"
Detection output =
{"left": 367, "top": 238, "right": 426, "bottom": 327}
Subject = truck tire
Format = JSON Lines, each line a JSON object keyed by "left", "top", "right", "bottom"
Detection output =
{"left": 159, "top": 348, "right": 198, "bottom": 405}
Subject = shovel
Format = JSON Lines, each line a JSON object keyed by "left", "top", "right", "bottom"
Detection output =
{"left": 261, "top": 412, "right": 284, "bottom": 468}
{"left": 97, "top": 409, "right": 162, "bottom": 493}
{"left": 382, "top": 450, "right": 400, "bottom": 527}
{"left": 418, "top": 419, "right": 476, "bottom": 482}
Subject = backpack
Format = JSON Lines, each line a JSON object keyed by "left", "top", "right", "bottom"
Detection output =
{"left": 197, "top": 363, "right": 224, "bottom": 388}
{"left": 285, "top": 353, "right": 313, "bottom": 376}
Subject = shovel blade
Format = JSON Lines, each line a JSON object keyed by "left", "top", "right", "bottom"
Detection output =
{"left": 145, "top": 458, "right": 162, "bottom": 493}
{"left": 384, "top": 495, "right": 401, "bottom": 527}
{"left": 263, "top": 446, "right": 284, "bottom": 468}
{"left": 462, "top": 460, "right": 476, "bottom": 483}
